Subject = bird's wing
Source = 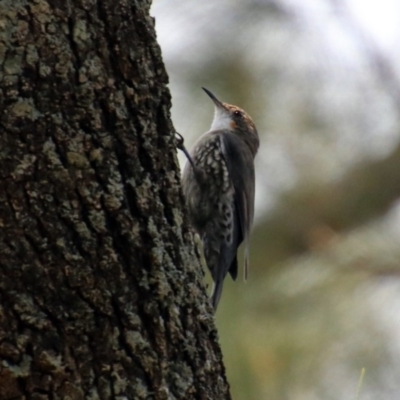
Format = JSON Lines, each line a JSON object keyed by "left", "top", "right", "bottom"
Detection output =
{"left": 219, "top": 132, "right": 255, "bottom": 280}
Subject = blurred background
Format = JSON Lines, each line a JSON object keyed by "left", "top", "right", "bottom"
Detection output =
{"left": 151, "top": 1, "right": 400, "bottom": 398}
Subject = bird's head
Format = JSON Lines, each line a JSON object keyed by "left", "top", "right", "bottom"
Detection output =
{"left": 203, "top": 87, "right": 259, "bottom": 155}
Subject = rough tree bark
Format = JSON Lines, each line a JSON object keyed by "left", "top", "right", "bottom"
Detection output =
{"left": 0, "top": 1, "right": 231, "bottom": 399}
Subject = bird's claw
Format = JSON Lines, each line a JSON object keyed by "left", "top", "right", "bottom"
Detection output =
{"left": 175, "top": 132, "right": 185, "bottom": 151}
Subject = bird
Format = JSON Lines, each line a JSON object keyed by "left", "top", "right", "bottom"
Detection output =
{"left": 181, "top": 88, "right": 259, "bottom": 310}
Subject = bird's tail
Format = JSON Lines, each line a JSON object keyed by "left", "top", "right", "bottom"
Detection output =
{"left": 211, "top": 279, "right": 224, "bottom": 310}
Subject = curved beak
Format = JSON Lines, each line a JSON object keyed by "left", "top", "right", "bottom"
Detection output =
{"left": 202, "top": 87, "right": 224, "bottom": 109}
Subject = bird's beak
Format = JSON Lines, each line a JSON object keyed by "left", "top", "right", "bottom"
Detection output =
{"left": 202, "top": 87, "right": 225, "bottom": 110}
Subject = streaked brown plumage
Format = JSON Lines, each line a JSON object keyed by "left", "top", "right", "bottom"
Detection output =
{"left": 181, "top": 88, "right": 259, "bottom": 310}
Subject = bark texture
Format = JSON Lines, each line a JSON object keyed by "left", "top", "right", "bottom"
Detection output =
{"left": 0, "top": 1, "right": 230, "bottom": 399}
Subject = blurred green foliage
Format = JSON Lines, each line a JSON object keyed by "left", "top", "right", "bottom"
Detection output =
{"left": 153, "top": 1, "right": 400, "bottom": 398}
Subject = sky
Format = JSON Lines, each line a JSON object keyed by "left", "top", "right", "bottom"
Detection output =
{"left": 346, "top": 0, "right": 400, "bottom": 51}
{"left": 152, "top": 0, "right": 400, "bottom": 59}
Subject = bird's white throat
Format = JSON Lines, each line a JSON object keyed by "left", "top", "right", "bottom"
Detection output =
{"left": 210, "top": 108, "right": 233, "bottom": 131}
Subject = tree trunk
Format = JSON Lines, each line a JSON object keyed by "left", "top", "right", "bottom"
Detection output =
{"left": 0, "top": 1, "right": 230, "bottom": 399}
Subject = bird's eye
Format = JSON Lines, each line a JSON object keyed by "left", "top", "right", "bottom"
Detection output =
{"left": 233, "top": 110, "right": 242, "bottom": 117}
